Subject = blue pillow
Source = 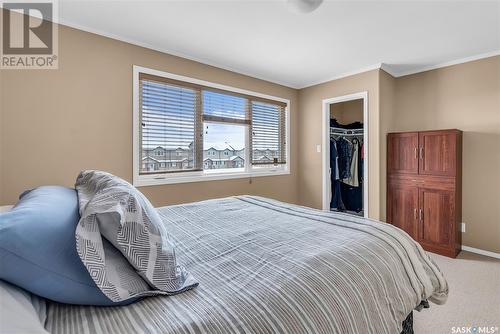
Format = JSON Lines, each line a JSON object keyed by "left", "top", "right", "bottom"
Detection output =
{"left": 0, "top": 186, "right": 135, "bottom": 305}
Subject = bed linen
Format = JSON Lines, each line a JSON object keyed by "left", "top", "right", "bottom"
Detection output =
{"left": 0, "top": 280, "right": 48, "bottom": 334}
{"left": 75, "top": 170, "right": 198, "bottom": 303}
{"left": 0, "top": 186, "right": 116, "bottom": 305}
{"left": 45, "top": 196, "right": 448, "bottom": 334}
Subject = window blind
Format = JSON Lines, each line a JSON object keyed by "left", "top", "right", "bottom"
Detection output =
{"left": 139, "top": 74, "right": 203, "bottom": 174}
{"left": 138, "top": 71, "right": 287, "bottom": 176}
{"left": 202, "top": 90, "right": 250, "bottom": 124}
{"left": 250, "top": 100, "right": 287, "bottom": 165}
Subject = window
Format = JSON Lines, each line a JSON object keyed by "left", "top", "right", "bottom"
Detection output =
{"left": 204, "top": 122, "right": 245, "bottom": 171}
{"left": 139, "top": 74, "right": 201, "bottom": 174}
{"left": 134, "top": 66, "right": 289, "bottom": 186}
{"left": 251, "top": 101, "right": 287, "bottom": 167}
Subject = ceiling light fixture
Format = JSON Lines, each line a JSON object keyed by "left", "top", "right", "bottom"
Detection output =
{"left": 286, "top": 0, "right": 323, "bottom": 14}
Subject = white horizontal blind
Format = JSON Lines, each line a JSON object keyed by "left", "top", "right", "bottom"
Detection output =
{"left": 138, "top": 70, "right": 287, "bottom": 176}
{"left": 139, "top": 74, "right": 202, "bottom": 174}
{"left": 202, "top": 90, "right": 250, "bottom": 124}
{"left": 251, "top": 101, "right": 286, "bottom": 165}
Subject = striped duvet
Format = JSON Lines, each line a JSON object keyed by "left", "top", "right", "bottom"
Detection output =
{"left": 46, "top": 196, "right": 448, "bottom": 334}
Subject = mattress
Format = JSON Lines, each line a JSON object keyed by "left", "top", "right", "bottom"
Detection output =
{"left": 45, "top": 196, "right": 447, "bottom": 334}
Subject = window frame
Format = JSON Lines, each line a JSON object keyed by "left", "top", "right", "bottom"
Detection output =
{"left": 133, "top": 65, "right": 290, "bottom": 187}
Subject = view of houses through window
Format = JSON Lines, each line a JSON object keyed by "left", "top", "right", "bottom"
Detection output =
{"left": 139, "top": 71, "right": 286, "bottom": 176}
{"left": 203, "top": 122, "right": 245, "bottom": 170}
{"left": 141, "top": 117, "right": 280, "bottom": 173}
{"left": 141, "top": 145, "right": 279, "bottom": 172}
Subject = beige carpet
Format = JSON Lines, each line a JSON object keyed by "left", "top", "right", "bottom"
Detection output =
{"left": 414, "top": 251, "right": 500, "bottom": 334}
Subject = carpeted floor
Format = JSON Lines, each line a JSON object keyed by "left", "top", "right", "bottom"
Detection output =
{"left": 414, "top": 251, "right": 500, "bottom": 334}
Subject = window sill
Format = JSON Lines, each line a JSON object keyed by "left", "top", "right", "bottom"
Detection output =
{"left": 134, "top": 168, "right": 290, "bottom": 187}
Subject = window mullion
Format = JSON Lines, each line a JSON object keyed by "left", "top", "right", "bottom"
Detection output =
{"left": 245, "top": 98, "right": 252, "bottom": 173}
{"left": 195, "top": 87, "right": 204, "bottom": 171}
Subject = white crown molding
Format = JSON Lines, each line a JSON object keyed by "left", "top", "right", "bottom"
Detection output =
{"left": 462, "top": 246, "right": 500, "bottom": 260}
{"left": 379, "top": 63, "right": 398, "bottom": 77}
{"left": 17, "top": 9, "right": 500, "bottom": 90}
{"left": 276, "top": 49, "right": 500, "bottom": 87}
{"left": 57, "top": 18, "right": 301, "bottom": 89}
{"left": 387, "top": 50, "right": 500, "bottom": 78}
{"left": 302, "top": 63, "right": 384, "bottom": 88}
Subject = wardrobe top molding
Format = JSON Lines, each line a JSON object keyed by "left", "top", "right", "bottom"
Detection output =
{"left": 387, "top": 129, "right": 462, "bottom": 134}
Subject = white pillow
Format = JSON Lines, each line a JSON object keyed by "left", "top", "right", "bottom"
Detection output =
{"left": 0, "top": 280, "right": 48, "bottom": 334}
{"left": 75, "top": 170, "right": 198, "bottom": 302}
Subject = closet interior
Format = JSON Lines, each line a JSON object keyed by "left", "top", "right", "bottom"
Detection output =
{"left": 329, "top": 99, "right": 365, "bottom": 216}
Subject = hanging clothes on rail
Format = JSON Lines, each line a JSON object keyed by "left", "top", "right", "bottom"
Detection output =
{"left": 342, "top": 138, "right": 359, "bottom": 187}
{"left": 359, "top": 142, "right": 364, "bottom": 183}
{"left": 330, "top": 139, "right": 344, "bottom": 210}
{"left": 330, "top": 119, "right": 364, "bottom": 214}
{"left": 336, "top": 137, "right": 353, "bottom": 180}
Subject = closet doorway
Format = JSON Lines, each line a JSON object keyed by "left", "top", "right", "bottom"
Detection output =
{"left": 322, "top": 92, "right": 368, "bottom": 218}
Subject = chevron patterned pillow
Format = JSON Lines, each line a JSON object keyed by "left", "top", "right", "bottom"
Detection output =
{"left": 75, "top": 170, "right": 198, "bottom": 302}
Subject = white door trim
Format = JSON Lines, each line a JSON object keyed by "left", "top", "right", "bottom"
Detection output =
{"left": 322, "top": 91, "right": 369, "bottom": 217}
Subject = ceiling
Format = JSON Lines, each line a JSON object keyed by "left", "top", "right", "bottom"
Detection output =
{"left": 58, "top": 0, "right": 500, "bottom": 89}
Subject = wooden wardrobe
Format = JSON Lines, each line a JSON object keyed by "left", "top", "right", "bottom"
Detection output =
{"left": 387, "top": 129, "right": 462, "bottom": 258}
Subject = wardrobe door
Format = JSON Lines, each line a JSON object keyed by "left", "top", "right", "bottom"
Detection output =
{"left": 419, "top": 130, "right": 457, "bottom": 176}
{"left": 387, "top": 133, "right": 419, "bottom": 174}
{"left": 387, "top": 183, "right": 418, "bottom": 240}
{"left": 418, "top": 188, "right": 454, "bottom": 247}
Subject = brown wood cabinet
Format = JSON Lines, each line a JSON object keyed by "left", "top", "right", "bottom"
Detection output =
{"left": 387, "top": 129, "right": 462, "bottom": 258}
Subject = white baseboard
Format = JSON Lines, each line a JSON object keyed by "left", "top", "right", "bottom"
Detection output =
{"left": 461, "top": 246, "right": 500, "bottom": 260}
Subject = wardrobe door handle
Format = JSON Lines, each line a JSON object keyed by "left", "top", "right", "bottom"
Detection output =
{"left": 414, "top": 147, "right": 417, "bottom": 159}
{"left": 419, "top": 147, "right": 424, "bottom": 160}
{"left": 419, "top": 209, "right": 423, "bottom": 221}
{"left": 414, "top": 208, "right": 417, "bottom": 220}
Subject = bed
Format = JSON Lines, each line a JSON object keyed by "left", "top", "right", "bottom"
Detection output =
{"left": 41, "top": 195, "right": 447, "bottom": 334}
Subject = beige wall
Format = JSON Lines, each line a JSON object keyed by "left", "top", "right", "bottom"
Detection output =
{"left": 0, "top": 24, "right": 299, "bottom": 206}
{"left": 391, "top": 56, "right": 500, "bottom": 253}
{"left": 0, "top": 17, "right": 498, "bottom": 253}
{"left": 297, "top": 70, "right": 381, "bottom": 218}
{"left": 329, "top": 99, "right": 364, "bottom": 125}
{"left": 297, "top": 57, "right": 499, "bottom": 253}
